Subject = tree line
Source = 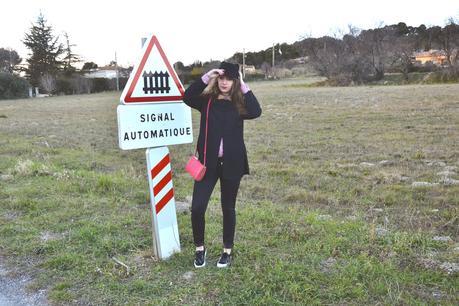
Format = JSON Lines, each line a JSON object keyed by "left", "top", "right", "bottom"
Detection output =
{"left": 2, "top": 17, "right": 458, "bottom": 99}
{"left": 228, "top": 20, "right": 459, "bottom": 85}
{"left": 0, "top": 14, "right": 130, "bottom": 99}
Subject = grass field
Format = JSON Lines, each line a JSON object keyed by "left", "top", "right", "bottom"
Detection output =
{"left": 0, "top": 78, "right": 458, "bottom": 304}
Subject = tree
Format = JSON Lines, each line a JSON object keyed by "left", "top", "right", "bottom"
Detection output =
{"left": 0, "top": 72, "right": 30, "bottom": 99}
{"left": 389, "top": 34, "right": 416, "bottom": 80}
{"left": 425, "top": 26, "right": 442, "bottom": 50}
{"left": 342, "top": 29, "right": 373, "bottom": 84}
{"left": 40, "top": 73, "right": 56, "bottom": 93}
{"left": 81, "top": 61, "right": 98, "bottom": 72}
{"left": 412, "top": 24, "right": 429, "bottom": 51}
{"left": 23, "top": 13, "right": 64, "bottom": 87}
{"left": 438, "top": 18, "right": 459, "bottom": 66}
{"left": 0, "top": 48, "right": 22, "bottom": 73}
{"left": 62, "top": 32, "right": 80, "bottom": 73}
{"left": 307, "top": 36, "right": 346, "bottom": 80}
{"left": 190, "top": 66, "right": 204, "bottom": 78}
{"left": 174, "top": 61, "right": 185, "bottom": 71}
{"left": 260, "top": 62, "right": 271, "bottom": 78}
{"left": 359, "top": 25, "right": 390, "bottom": 80}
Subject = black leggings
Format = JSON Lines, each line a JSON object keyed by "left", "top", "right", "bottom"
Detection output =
{"left": 191, "top": 158, "right": 241, "bottom": 249}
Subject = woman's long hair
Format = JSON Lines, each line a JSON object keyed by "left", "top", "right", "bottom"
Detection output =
{"left": 202, "top": 75, "right": 247, "bottom": 115}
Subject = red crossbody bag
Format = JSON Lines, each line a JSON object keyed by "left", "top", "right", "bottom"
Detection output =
{"left": 185, "top": 98, "right": 211, "bottom": 181}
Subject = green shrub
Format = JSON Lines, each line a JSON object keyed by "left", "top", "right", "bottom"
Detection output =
{"left": 91, "top": 77, "right": 127, "bottom": 92}
{"left": 244, "top": 72, "right": 266, "bottom": 81}
{"left": 0, "top": 72, "right": 30, "bottom": 99}
{"left": 56, "top": 77, "right": 73, "bottom": 95}
{"left": 92, "top": 78, "right": 111, "bottom": 92}
{"left": 424, "top": 67, "right": 459, "bottom": 83}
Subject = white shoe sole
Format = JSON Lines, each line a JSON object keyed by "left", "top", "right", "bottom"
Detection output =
{"left": 194, "top": 262, "right": 206, "bottom": 268}
{"left": 217, "top": 261, "right": 230, "bottom": 268}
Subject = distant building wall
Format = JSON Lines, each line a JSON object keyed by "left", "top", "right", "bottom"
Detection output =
{"left": 84, "top": 67, "right": 118, "bottom": 79}
{"left": 243, "top": 65, "right": 256, "bottom": 74}
{"left": 413, "top": 50, "right": 448, "bottom": 65}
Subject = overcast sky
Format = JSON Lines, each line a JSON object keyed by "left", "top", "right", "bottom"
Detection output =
{"left": 2, "top": 0, "right": 458, "bottom": 68}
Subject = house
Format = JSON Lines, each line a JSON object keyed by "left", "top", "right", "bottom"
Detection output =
{"left": 84, "top": 66, "right": 119, "bottom": 79}
{"left": 292, "top": 57, "right": 308, "bottom": 64}
{"left": 412, "top": 50, "right": 448, "bottom": 66}
{"left": 242, "top": 65, "right": 256, "bottom": 74}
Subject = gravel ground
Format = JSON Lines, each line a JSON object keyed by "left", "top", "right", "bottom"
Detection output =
{"left": 0, "top": 263, "right": 48, "bottom": 306}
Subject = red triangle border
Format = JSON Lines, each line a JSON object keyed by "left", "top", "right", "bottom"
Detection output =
{"left": 124, "top": 36, "right": 184, "bottom": 103}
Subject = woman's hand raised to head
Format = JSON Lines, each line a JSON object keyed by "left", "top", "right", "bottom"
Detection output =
{"left": 239, "top": 71, "right": 250, "bottom": 94}
{"left": 201, "top": 69, "right": 224, "bottom": 84}
{"left": 239, "top": 71, "right": 245, "bottom": 85}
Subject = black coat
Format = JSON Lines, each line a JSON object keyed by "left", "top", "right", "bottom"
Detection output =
{"left": 183, "top": 79, "right": 262, "bottom": 179}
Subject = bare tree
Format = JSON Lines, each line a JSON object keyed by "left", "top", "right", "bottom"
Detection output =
{"left": 357, "top": 22, "right": 400, "bottom": 80}
{"left": 389, "top": 35, "right": 417, "bottom": 80}
{"left": 347, "top": 24, "right": 361, "bottom": 37}
{"left": 260, "top": 62, "right": 271, "bottom": 79}
{"left": 307, "top": 32, "right": 370, "bottom": 85}
{"left": 40, "top": 73, "right": 56, "bottom": 94}
{"left": 438, "top": 18, "right": 459, "bottom": 66}
{"left": 307, "top": 37, "right": 336, "bottom": 79}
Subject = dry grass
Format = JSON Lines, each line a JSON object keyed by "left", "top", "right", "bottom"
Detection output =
{"left": 0, "top": 79, "right": 458, "bottom": 304}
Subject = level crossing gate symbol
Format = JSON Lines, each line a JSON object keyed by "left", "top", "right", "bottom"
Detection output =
{"left": 143, "top": 71, "right": 171, "bottom": 94}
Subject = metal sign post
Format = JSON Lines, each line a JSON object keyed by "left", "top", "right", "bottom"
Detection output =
{"left": 117, "top": 35, "right": 192, "bottom": 260}
{"left": 146, "top": 147, "right": 180, "bottom": 258}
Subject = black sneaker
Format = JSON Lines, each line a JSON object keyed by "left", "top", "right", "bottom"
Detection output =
{"left": 217, "top": 252, "right": 232, "bottom": 268}
{"left": 194, "top": 248, "right": 206, "bottom": 268}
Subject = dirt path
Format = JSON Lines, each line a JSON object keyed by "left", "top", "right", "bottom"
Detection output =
{"left": 0, "top": 263, "right": 48, "bottom": 306}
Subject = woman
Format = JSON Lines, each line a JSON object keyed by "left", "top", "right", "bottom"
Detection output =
{"left": 183, "top": 61, "right": 262, "bottom": 268}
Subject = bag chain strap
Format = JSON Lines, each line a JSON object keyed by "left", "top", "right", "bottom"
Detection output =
{"left": 195, "top": 98, "right": 211, "bottom": 166}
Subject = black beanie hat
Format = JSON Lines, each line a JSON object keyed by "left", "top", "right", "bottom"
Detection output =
{"left": 219, "top": 62, "right": 239, "bottom": 79}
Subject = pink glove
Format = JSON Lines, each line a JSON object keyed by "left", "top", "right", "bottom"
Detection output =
{"left": 201, "top": 69, "right": 224, "bottom": 84}
{"left": 239, "top": 72, "right": 250, "bottom": 94}
{"left": 240, "top": 82, "right": 250, "bottom": 94}
{"left": 201, "top": 74, "right": 210, "bottom": 84}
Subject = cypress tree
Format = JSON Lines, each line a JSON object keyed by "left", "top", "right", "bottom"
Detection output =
{"left": 62, "top": 32, "right": 80, "bottom": 74}
{"left": 23, "top": 13, "right": 64, "bottom": 87}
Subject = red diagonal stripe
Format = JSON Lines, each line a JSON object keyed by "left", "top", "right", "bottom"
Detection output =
{"left": 156, "top": 188, "right": 174, "bottom": 214}
{"left": 151, "top": 154, "right": 170, "bottom": 178}
{"left": 153, "top": 171, "right": 172, "bottom": 196}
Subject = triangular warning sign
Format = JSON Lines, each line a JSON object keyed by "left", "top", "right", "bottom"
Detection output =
{"left": 121, "top": 35, "right": 184, "bottom": 104}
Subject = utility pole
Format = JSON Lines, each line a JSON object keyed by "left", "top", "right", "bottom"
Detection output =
{"left": 115, "top": 51, "right": 120, "bottom": 91}
{"left": 242, "top": 48, "right": 245, "bottom": 78}
{"left": 272, "top": 43, "right": 275, "bottom": 68}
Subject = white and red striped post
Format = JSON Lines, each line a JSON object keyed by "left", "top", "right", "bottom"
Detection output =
{"left": 146, "top": 146, "right": 180, "bottom": 259}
